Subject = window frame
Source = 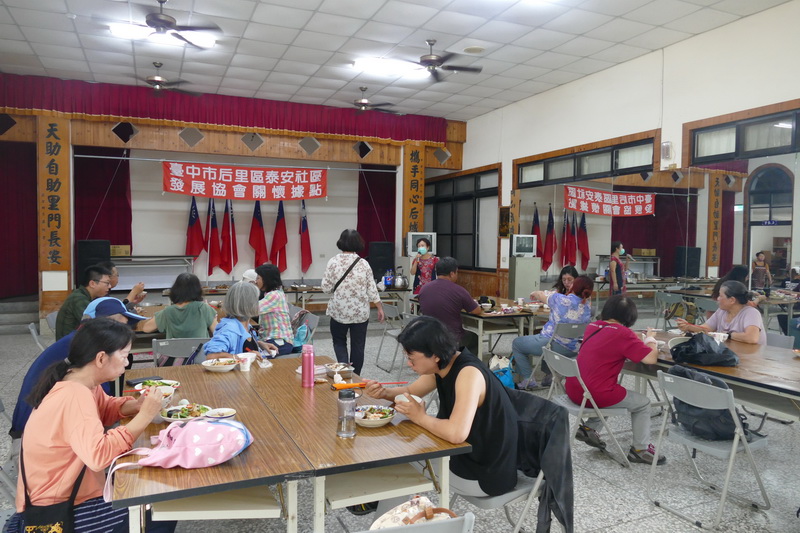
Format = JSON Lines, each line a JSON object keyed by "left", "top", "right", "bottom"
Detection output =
{"left": 692, "top": 110, "right": 799, "bottom": 165}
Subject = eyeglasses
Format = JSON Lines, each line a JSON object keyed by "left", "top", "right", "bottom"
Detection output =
{"left": 95, "top": 279, "right": 111, "bottom": 286}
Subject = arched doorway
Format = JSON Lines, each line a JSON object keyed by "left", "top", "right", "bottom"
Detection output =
{"left": 745, "top": 165, "right": 793, "bottom": 280}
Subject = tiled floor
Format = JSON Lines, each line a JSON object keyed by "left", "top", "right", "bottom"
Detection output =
{"left": 1, "top": 302, "right": 798, "bottom": 532}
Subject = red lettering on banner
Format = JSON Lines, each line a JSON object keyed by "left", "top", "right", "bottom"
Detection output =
{"left": 563, "top": 185, "right": 655, "bottom": 217}
{"left": 162, "top": 162, "right": 328, "bottom": 201}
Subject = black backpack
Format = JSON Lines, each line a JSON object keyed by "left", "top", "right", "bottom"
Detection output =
{"left": 667, "top": 365, "right": 755, "bottom": 442}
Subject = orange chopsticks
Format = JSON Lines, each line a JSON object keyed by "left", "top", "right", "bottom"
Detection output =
{"left": 330, "top": 381, "right": 408, "bottom": 390}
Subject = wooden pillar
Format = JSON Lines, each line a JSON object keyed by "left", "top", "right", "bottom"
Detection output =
{"left": 509, "top": 190, "right": 520, "bottom": 234}
{"left": 706, "top": 173, "right": 722, "bottom": 270}
{"left": 402, "top": 143, "right": 425, "bottom": 234}
{"left": 37, "top": 116, "right": 72, "bottom": 315}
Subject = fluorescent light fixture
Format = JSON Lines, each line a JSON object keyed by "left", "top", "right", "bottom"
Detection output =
{"left": 353, "top": 58, "right": 429, "bottom": 80}
{"left": 734, "top": 204, "right": 744, "bottom": 212}
{"left": 774, "top": 122, "right": 793, "bottom": 129}
{"left": 181, "top": 31, "right": 216, "bottom": 49}
{"left": 109, "top": 23, "right": 151, "bottom": 40}
{"left": 149, "top": 32, "right": 181, "bottom": 46}
{"left": 109, "top": 23, "right": 215, "bottom": 49}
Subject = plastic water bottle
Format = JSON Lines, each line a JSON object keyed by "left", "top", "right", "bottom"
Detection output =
{"left": 301, "top": 344, "right": 314, "bottom": 388}
{"left": 337, "top": 389, "right": 356, "bottom": 439}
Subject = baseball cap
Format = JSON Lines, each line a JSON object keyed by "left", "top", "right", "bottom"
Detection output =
{"left": 83, "top": 297, "right": 146, "bottom": 323}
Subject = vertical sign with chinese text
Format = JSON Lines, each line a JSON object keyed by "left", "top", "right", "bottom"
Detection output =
{"left": 37, "top": 116, "right": 71, "bottom": 279}
{"left": 707, "top": 174, "right": 721, "bottom": 268}
{"left": 402, "top": 143, "right": 424, "bottom": 236}
{"left": 509, "top": 190, "right": 520, "bottom": 235}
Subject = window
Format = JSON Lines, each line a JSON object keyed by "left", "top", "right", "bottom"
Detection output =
{"left": 692, "top": 111, "right": 799, "bottom": 164}
{"left": 748, "top": 167, "right": 793, "bottom": 225}
{"left": 426, "top": 170, "right": 499, "bottom": 270}
{"left": 518, "top": 139, "right": 653, "bottom": 188}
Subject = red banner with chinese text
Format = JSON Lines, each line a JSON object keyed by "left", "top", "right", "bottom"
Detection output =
{"left": 162, "top": 162, "right": 327, "bottom": 201}
{"left": 564, "top": 185, "right": 654, "bottom": 217}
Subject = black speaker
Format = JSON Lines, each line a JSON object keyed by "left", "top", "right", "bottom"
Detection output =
{"left": 367, "top": 241, "right": 394, "bottom": 281}
{"left": 674, "top": 246, "right": 701, "bottom": 277}
{"left": 76, "top": 240, "right": 110, "bottom": 286}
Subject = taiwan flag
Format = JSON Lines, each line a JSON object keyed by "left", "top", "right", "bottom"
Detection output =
{"left": 249, "top": 201, "right": 269, "bottom": 267}
{"left": 542, "top": 205, "right": 557, "bottom": 271}
{"left": 270, "top": 200, "right": 288, "bottom": 272}
{"left": 219, "top": 200, "right": 238, "bottom": 274}
{"left": 531, "top": 203, "right": 544, "bottom": 258}
{"left": 185, "top": 197, "right": 204, "bottom": 257}
{"left": 560, "top": 210, "right": 569, "bottom": 267}
{"left": 569, "top": 211, "right": 578, "bottom": 267}
{"left": 578, "top": 212, "right": 590, "bottom": 271}
{"left": 204, "top": 199, "right": 221, "bottom": 275}
{"left": 299, "top": 200, "right": 312, "bottom": 273}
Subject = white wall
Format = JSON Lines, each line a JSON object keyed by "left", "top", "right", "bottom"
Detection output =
{"left": 129, "top": 149, "right": 359, "bottom": 283}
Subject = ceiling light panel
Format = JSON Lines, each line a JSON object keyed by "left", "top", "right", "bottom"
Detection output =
{"left": 193, "top": 0, "right": 257, "bottom": 21}
{"left": 512, "top": 28, "right": 574, "bottom": 50}
{"left": 250, "top": 4, "right": 314, "bottom": 28}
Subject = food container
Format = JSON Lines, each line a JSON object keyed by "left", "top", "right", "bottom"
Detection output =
{"left": 325, "top": 363, "right": 354, "bottom": 378}
{"left": 480, "top": 303, "right": 492, "bottom": 311}
{"left": 355, "top": 405, "right": 395, "bottom": 428}
{"left": 201, "top": 358, "right": 238, "bottom": 373}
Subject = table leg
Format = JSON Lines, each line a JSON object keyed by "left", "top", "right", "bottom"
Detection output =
{"left": 438, "top": 457, "right": 450, "bottom": 507}
{"left": 476, "top": 321, "right": 484, "bottom": 362}
{"left": 128, "top": 505, "right": 144, "bottom": 533}
{"left": 285, "top": 480, "right": 298, "bottom": 533}
{"left": 313, "top": 475, "right": 326, "bottom": 533}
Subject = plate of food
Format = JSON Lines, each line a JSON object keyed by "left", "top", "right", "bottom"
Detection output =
{"left": 161, "top": 403, "right": 212, "bottom": 420}
{"left": 355, "top": 405, "right": 395, "bottom": 428}
{"left": 325, "top": 362, "right": 354, "bottom": 378}
{"left": 134, "top": 379, "right": 180, "bottom": 391}
{"left": 204, "top": 408, "right": 237, "bottom": 419}
{"left": 201, "top": 358, "right": 238, "bottom": 373}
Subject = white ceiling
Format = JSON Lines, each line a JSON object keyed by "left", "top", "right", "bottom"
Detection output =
{"left": 0, "top": 0, "right": 790, "bottom": 121}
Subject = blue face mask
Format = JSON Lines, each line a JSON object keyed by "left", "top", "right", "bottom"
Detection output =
{"left": 418, "top": 247, "right": 428, "bottom": 255}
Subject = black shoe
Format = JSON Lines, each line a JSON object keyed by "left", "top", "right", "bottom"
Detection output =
{"left": 346, "top": 501, "right": 378, "bottom": 516}
{"left": 575, "top": 424, "right": 606, "bottom": 450}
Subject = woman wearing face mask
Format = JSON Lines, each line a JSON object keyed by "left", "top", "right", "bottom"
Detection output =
{"left": 553, "top": 266, "right": 579, "bottom": 294}
{"left": 609, "top": 241, "right": 631, "bottom": 295}
{"left": 410, "top": 238, "right": 439, "bottom": 295}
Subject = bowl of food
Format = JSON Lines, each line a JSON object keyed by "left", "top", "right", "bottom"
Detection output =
{"left": 325, "top": 362, "right": 354, "bottom": 378}
{"left": 134, "top": 379, "right": 180, "bottom": 391}
{"left": 204, "top": 408, "right": 237, "bottom": 419}
{"left": 201, "top": 358, "right": 238, "bottom": 372}
{"left": 480, "top": 303, "right": 492, "bottom": 311}
{"left": 394, "top": 394, "right": 422, "bottom": 404}
{"left": 355, "top": 405, "right": 395, "bottom": 428}
{"left": 161, "top": 403, "right": 212, "bottom": 420}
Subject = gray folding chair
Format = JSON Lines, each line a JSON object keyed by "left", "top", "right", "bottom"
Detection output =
{"left": 353, "top": 512, "right": 475, "bottom": 533}
{"left": 0, "top": 399, "right": 18, "bottom": 504}
{"left": 450, "top": 471, "right": 543, "bottom": 533}
{"left": 152, "top": 338, "right": 208, "bottom": 366}
{"left": 28, "top": 322, "right": 47, "bottom": 353}
{"left": 543, "top": 347, "right": 631, "bottom": 467}
{"left": 654, "top": 292, "right": 685, "bottom": 330}
{"left": 647, "top": 370, "right": 770, "bottom": 530}
{"left": 694, "top": 298, "right": 718, "bottom": 324}
{"left": 765, "top": 331, "right": 793, "bottom": 349}
{"left": 531, "top": 322, "right": 586, "bottom": 378}
{"left": 376, "top": 304, "right": 406, "bottom": 375}
{"left": 46, "top": 310, "right": 58, "bottom": 333}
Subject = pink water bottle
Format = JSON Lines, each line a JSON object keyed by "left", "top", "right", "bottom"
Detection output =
{"left": 301, "top": 344, "right": 315, "bottom": 388}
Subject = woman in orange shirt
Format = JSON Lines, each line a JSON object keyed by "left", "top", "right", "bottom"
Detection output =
{"left": 7, "top": 319, "right": 173, "bottom": 533}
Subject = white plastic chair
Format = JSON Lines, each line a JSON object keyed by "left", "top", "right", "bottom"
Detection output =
{"left": 543, "top": 347, "right": 631, "bottom": 467}
{"left": 28, "top": 322, "right": 47, "bottom": 353}
{"left": 647, "top": 370, "right": 770, "bottom": 530}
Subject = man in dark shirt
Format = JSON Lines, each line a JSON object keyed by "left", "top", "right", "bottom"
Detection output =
{"left": 417, "top": 256, "right": 482, "bottom": 355}
{"left": 54, "top": 264, "right": 112, "bottom": 339}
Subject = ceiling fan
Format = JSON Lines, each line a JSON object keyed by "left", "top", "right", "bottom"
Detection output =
{"left": 142, "top": 62, "right": 198, "bottom": 96}
{"left": 414, "top": 39, "right": 483, "bottom": 82}
{"left": 108, "top": 0, "right": 219, "bottom": 49}
{"left": 353, "top": 87, "right": 398, "bottom": 114}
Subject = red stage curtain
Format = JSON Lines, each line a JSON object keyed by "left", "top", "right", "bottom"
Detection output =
{"left": 73, "top": 147, "right": 132, "bottom": 250}
{"left": 611, "top": 186, "right": 697, "bottom": 277}
{"left": 0, "top": 74, "right": 447, "bottom": 145}
{"left": 357, "top": 165, "right": 396, "bottom": 257}
{"left": 0, "top": 142, "right": 37, "bottom": 298}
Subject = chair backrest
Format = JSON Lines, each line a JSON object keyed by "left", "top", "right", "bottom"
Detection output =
{"left": 152, "top": 338, "right": 208, "bottom": 367}
{"left": 657, "top": 370, "right": 735, "bottom": 411}
{"left": 383, "top": 303, "right": 401, "bottom": 321}
{"left": 355, "top": 513, "right": 474, "bottom": 533}
{"left": 552, "top": 322, "right": 587, "bottom": 341}
{"left": 765, "top": 332, "right": 794, "bottom": 349}
{"left": 302, "top": 312, "right": 320, "bottom": 342}
{"left": 45, "top": 311, "right": 58, "bottom": 332}
{"left": 542, "top": 347, "right": 580, "bottom": 379}
{"left": 28, "top": 323, "right": 46, "bottom": 353}
{"left": 656, "top": 292, "right": 684, "bottom": 306}
{"left": 694, "top": 297, "right": 719, "bottom": 314}
{"left": 287, "top": 303, "right": 304, "bottom": 318}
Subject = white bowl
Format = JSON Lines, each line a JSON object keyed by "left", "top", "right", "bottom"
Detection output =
{"left": 480, "top": 303, "right": 492, "bottom": 311}
{"left": 355, "top": 405, "right": 395, "bottom": 428}
{"left": 205, "top": 408, "right": 237, "bottom": 419}
{"left": 394, "top": 394, "right": 422, "bottom": 404}
{"left": 325, "top": 363, "right": 354, "bottom": 378}
{"left": 201, "top": 358, "right": 238, "bottom": 372}
{"left": 134, "top": 379, "right": 180, "bottom": 391}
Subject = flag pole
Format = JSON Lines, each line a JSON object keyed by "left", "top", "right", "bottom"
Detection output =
{"left": 205, "top": 199, "right": 211, "bottom": 288}
{"left": 228, "top": 200, "right": 235, "bottom": 283}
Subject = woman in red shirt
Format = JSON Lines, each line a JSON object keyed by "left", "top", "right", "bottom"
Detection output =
{"left": 565, "top": 295, "right": 665, "bottom": 465}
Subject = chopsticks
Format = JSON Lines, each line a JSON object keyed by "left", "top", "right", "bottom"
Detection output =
{"left": 331, "top": 381, "right": 408, "bottom": 390}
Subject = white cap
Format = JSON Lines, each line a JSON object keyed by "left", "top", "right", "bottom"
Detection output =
{"left": 242, "top": 269, "right": 258, "bottom": 283}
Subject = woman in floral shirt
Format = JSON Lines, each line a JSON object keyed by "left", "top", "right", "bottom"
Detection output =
{"left": 511, "top": 275, "right": 594, "bottom": 390}
{"left": 322, "top": 229, "right": 385, "bottom": 374}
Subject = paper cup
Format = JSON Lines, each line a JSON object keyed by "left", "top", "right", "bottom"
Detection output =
{"left": 517, "top": 298, "right": 525, "bottom": 305}
{"left": 237, "top": 352, "right": 257, "bottom": 371}
{"left": 711, "top": 332, "right": 729, "bottom": 344}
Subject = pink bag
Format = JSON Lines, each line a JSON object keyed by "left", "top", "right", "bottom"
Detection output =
{"left": 103, "top": 418, "right": 253, "bottom": 501}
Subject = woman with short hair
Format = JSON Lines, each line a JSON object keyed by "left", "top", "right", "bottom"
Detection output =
{"left": 566, "top": 295, "right": 664, "bottom": 465}
{"left": 677, "top": 280, "right": 766, "bottom": 345}
{"left": 410, "top": 237, "right": 438, "bottom": 295}
{"left": 140, "top": 273, "right": 217, "bottom": 338}
{"left": 254, "top": 263, "right": 295, "bottom": 356}
{"left": 321, "top": 229, "right": 385, "bottom": 374}
{"left": 204, "top": 281, "right": 278, "bottom": 359}
{"left": 6, "top": 319, "right": 172, "bottom": 533}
